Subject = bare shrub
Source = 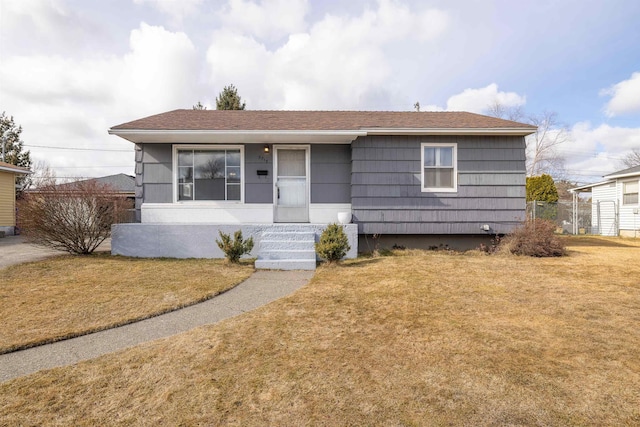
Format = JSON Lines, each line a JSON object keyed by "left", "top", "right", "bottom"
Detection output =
{"left": 500, "top": 219, "right": 566, "bottom": 257}
{"left": 18, "top": 180, "right": 130, "bottom": 254}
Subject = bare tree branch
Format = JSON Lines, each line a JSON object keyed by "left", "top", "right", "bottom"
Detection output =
{"left": 18, "top": 180, "right": 131, "bottom": 254}
{"left": 619, "top": 148, "right": 640, "bottom": 169}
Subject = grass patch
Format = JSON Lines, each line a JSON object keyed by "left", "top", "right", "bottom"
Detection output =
{"left": 0, "top": 254, "right": 253, "bottom": 353}
{"left": 2, "top": 237, "right": 640, "bottom": 425}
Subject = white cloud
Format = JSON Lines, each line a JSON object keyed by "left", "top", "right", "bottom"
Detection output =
{"left": 562, "top": 122, "right": 640, "bottom": 180}
{"left": 0, "top": 22, "right": 201, "bottom": 178}
{"left": 445, "top": 83, "right": 526, "bottom": 113}
{"left": 218, "top": 0, "right": 309, "bottom": 41}
{"left": 601, "top": 72, "right": 640, "bottom": 117}
{"left": 206, "top": 0, "right": 449, "bottom": 109}
{"left": 133, "top": 0, "right": 203, "bottom": 24}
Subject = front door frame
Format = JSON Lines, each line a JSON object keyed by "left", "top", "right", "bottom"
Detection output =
{"left": 273, "top": 144, "right": 310, "bottom": 223}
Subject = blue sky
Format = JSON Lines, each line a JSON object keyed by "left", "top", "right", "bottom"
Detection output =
{"left": 1, "top": 0, "right": 639, "bottom": 184}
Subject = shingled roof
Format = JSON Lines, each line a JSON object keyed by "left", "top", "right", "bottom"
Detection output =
{"left": 111, "top": 109, "right": 536, "bottom": 131}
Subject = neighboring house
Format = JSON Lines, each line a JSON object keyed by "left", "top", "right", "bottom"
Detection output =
{"left": 571, "top": 165, "right": 640, "bottom": 237}
{"left": 0, "top": 161, "right": 30, "bottom": 236}
{"left": 28, "top": 174, "right": 136, "bottom": 223}
{"left": 108, "top": 110, "right": 536, "bottom": 269}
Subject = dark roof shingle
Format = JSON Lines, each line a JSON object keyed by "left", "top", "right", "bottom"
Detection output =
{"left": 111, "top": 110, "right": 536, "bottom": 131}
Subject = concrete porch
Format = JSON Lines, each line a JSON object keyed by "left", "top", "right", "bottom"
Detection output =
{"left": 111, "top": 223, "right": 358, "bottom": 270}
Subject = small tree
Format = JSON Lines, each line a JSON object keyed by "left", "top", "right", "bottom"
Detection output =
{"left": 315, "top": 223, "right": 350, "bottom": 264}
{"left": 192, "top": 101, "right": 207, "bottom": 110}
{"left": 18, "top": 180, "right": 129, "bottom": 254}
{"left": 527, "top": 174, "right": 559, "bottom": 220}
{"left": 216, "top": 84, "right": 246, "bottom": 110}
{"left": 216, "top": 230, "right": 254, "bottom": 263}
{"left": 526, "top": 174, "right": 559, "bottom": 203}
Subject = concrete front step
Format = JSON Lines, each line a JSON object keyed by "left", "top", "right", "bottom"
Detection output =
{"left": 260, "top": 239, "right": 315, "bottom": 251}
{"left": 255, "top": 259, "right": 317, "bottom": 271}
{"left": 256, "top": 228, "right": 317, "bottom": 270}
{"left": 260, "top": 231, "right": 315, "bottom": 242}
{"left": 258, "top": 249, "right": 316, "bottom": 261}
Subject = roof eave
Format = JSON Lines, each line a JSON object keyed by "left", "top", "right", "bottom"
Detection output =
{"left": 362, "top": 127, "right": 536, "bottom": 136}
{"left": 0, "top": 165, "right": 31, "bottom": 174}
{"left": 109, "top": 127, "right": 535, "bottom": 143}
{"left": 604, "top": 171, "right": 640, "bottom": 180}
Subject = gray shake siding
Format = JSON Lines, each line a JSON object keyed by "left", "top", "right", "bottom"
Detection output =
{"left": 310, "top": 144, "right": 351, "bottom": 204}
{"left": 351, "top": 135, "right": 526, "bottom": 234}
{"left": 133, "top": 143, "right": 350, "bottom": 221}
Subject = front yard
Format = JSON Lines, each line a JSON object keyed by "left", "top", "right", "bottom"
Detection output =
{"left": 1, "top": 237, "right": 639, "bottom": 425}
{"left": 0, "top": 254, "right": 253, "bottom": 353}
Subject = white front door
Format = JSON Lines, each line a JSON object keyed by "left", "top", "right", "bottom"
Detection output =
{"left": 274, "top": 146, "right": 309, "bottom": 223}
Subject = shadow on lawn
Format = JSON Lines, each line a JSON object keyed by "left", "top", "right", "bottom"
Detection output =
{"left": 561, "top": 236, "right": 638, "bottom": 248}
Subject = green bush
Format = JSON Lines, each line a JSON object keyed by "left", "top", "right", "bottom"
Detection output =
{"left": 216, "top": 230, "right": 254, "bottom": 263}
{"left": 315, "top": 223, "right": 350, "bottom": 263}
{"left": 500, "top": 219, "right": 566, "bottom": 257}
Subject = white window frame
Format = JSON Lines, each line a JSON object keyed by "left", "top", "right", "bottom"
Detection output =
{"left": 421, "top": 142, "right": 458, "bottom": 193}
{"left": 622, "top": 179, "right": 639, "bottom": 206}
{"left": 172, "top": 144, "right": 244, "bottom": 204}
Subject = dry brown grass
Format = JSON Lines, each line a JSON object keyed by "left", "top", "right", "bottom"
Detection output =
{"left": 2, "top": 236, "right": 639, "bottom": 426}
{"left": 0, "top": 254, "right": 253, "bottom": 353}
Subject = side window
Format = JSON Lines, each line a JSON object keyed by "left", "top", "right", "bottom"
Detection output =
{"left": 622, "top": 180, "right": 639, "bottom": 205}
{"left": 421, "top": 143, "right": 457, "bottom": 192}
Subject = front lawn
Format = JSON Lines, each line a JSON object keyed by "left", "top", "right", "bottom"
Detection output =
{"left": 1, "top": 237, "right": 639, "bottom": 425}
{"left": 0, "top": 254, "right": 253, "bottom": 353}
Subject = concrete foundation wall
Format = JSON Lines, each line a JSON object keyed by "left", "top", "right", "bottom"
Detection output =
{"left": 112, "top": 223, "right": 358, "bottom": 259}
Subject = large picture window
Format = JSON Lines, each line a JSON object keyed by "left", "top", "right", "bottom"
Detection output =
{"left": 623, "top": 180, "right": 638, "bottom": 205}
{"left": 176, "top": 147, "right": 242, "bottom": 201}
{"left": 421, "top": 143, "right": 457, "bottom": 192}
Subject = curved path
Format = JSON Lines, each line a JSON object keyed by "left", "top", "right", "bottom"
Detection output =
{"left": 0, "top": 237, "right": 313, "bottom": 382}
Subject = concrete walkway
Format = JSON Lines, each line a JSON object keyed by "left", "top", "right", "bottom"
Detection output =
{"left": 0, "top": 269, "right": 313, "bottom": 383}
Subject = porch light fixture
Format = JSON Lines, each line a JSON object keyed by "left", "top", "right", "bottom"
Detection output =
{"left": 263, "top": 144, "right": 270, "bottom": 153}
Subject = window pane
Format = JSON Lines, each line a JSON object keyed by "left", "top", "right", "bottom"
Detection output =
{"left": 227, "top": 184, "right": 241, "bottom": 201}
{"left": 424, "top": 168, "right": 437, "bottom": 188}
{"left": 227, "top": 166, "right": 241, "bottom": 183}
{"left": 424, "top": 147, "right": 436, "bottom": 166}
{"left": 195, "top": 151, "right": 225, "bottom": 179}
{"left": 278, "top": 150, "right": 306, "bottom": 176}
{"left": 439, "top": 147, "right": 453, "bottom": 167}
{"left": 178, "top": 151, "right": 193, "bottom": 166}
{"left": 195, "top": 177, "right": 225, "bottom": 200}
{"left": 424, "top": 168, "right": 453, "bottom": 189}
{"left": 178, "top": 183, "right": 193, "bottom": 200}
{"left": 624, "top": 181, "right": 639, "bottom": 193}
{"left": 439, "top": 168, "right": 453, "bottom": 188}
{"left": 178, "top": 167, "right": 193, "bottom": 183}
{"left": 227, "top": 150, "right": 241, "bottom": 166}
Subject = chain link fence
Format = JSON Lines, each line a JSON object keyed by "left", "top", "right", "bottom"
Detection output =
{"left": 526, "top": 200, "right": 593, "bottom": 234}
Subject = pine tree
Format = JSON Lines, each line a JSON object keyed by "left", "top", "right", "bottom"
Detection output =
{"left": 215, "top": 84, "right": 246, "bottom": 110}
{"left": 1, "top": 112, "right": 32, "bottom": 191}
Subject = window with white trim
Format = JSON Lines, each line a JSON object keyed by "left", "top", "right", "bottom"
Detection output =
{"left": 622, "top": 180, "right": 638, "bottom": 205}
{"left": 421, "top": 143, "right": 457, "bottom": 192}
{"left": 176, "top": 147, "right": 242, "bottom": 201}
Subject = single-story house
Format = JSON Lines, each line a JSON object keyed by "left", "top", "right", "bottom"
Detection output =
{"left": 571, "top": 165, "right": 640, "bottom": 237}
{"left": 0, "top": 161, "right": 30, "bottom": 236}
{"left": 108, "top": 110, "right": 536, "bottom": 269}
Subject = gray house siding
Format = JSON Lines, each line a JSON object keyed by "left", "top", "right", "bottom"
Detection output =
{"left": 351, "top": 135, "right": 526, "bottom": 235}
{"left": 310, "top": 144, "right": 351, "bottom": 204}
{"left": 133, "top": 143, "right": 350, "bottom": 221}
